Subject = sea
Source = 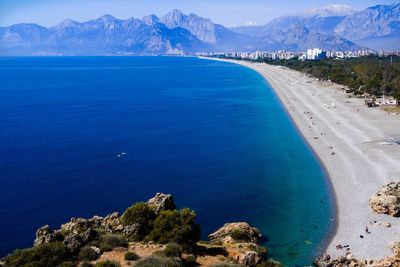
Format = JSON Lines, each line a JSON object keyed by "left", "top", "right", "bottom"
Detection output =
{"left": 0, "top": 56, "right": 335, "bottom": 266}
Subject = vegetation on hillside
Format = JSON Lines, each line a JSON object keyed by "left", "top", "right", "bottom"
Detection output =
{"left": 263, "top": 56, "right": 400, "bottom": 104}
{"left": 2, "top": 201, "right": 200, "bottom": 266}
{"left": 1, "top": 194, "right": 279, "bottom": 267}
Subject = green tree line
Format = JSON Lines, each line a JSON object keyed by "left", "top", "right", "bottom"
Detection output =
{"left": 263, "top": 56, "right": 400, "bottom": 104}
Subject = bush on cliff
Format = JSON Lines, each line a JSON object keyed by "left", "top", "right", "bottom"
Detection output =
{"left": 256, "top": 259, "right": 284, "bottom": 267}
{"left": 4, "top": 242, "right": 71, "bottom": 267}
{"left": 78, "top": 246, "right": 99, "bottom": 261}
{"left": 162, "top": 243, "right": 183, "bottom": 258}
{"left": 91, "top": 233, "right": 127, "bottom": 252}
{"left": 134, "top": 255, "right": 182, "bottom": 267}
{"left": 230, "top": 229, "right": 251, "bottom": 242}
{"left": 95, "top": 260, "right": 120, "bottom": 267}
{"left": 148, "top": 208, "right": 200, "bottom": 250}
{"left": 121, "top": 202, "right": 156, "bottom": 240}
{"left": 124, "top": 251, "right": 140, "bottom": 261}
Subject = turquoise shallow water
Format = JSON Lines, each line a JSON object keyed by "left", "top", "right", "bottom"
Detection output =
{"left": 0, "top": 56, "right": 335, "bottom": 265}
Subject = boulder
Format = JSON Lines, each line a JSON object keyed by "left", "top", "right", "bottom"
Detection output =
{"left": 315, "top": 249, "right": 400, "bottom": 267}
{"left": 390, "top": 242, "right": 400, "bottom": 255}
{"left": 102, "top": 212, "right": 122, "bottom": 232}
{"left": 237, "top": 251, "right": 263, "bottom": 266}
{"left": 61, "top": 217, "right": 91, "bottom": 233}
{"left": 33, "top": 225, "right": 62, "bottom": 246}
{"left": 314, "top": 254, "right": 366, "bottom": 266}
{"left": 63, "top": 233, "right": 83, "bottom": 251}
{"left": 208, "top": 222, "right": 262, "bottom": 244}
{"left": 147, "top": 193, "right": 176, "bottom": 215}
{"left": 369, "top": 182, "right": 400, "bottom": 217}
{"left": 90, "top": 246, "right": 101, "bottom": 255}
{"left": 60, "top": 212, "right": 123, "bottom": 234}
{"left": 122, "top": 223, "right": 141, "bottom": 240}
{"left": 81, "top": 228, "right": 98, "bottom": 243}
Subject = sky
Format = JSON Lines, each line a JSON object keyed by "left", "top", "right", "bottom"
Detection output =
{"left": 0, "top": 0, "right": 397, "bottom": 27}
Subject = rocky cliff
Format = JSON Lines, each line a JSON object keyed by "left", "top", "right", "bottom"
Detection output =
{"left": 0, "top": 193, "right": 278, "bottom": 267}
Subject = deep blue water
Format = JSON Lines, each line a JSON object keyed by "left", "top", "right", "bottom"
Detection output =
{"left": 0, "top": 56, "right": 335, "bottom": 265}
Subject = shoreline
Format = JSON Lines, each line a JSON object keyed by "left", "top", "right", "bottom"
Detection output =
{"left": 200, "top": 57, "right": 400, "bottom": 260}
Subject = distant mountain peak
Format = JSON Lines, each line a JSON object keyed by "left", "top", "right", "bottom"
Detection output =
{"left": 160, "top": 9, "right": 217, "bottom": 43}
{"left": 170, "top": 9, "right": 184, "bottom": 16}
{"left": 298, "top": 4, "right": 356, "bottom": 17}
{"left": 334, "top": 3, "right": 400, "bottom": 42}
{"left": 54, "top": 18, "right": 79, "bottom": 28}
{"left": 142, "top": 14, "right": 160, "bottom": 25}
{"left": 98, "top": 14, "right": 118, "bottom": 21}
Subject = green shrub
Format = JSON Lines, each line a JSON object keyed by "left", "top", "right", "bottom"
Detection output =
{"left": 81, "top": 263, "right": 95, "bottom": 267}
{"left": 256, "top": 259, "right": 284, "bottom": 267}
{"left": 95, "top": 260, "right": 120, "bottom": 267}
{"left": 58, "top": 262, "right": 76, "bottom": 267}
{"left": 78, "top": 246, "right": 99, "bottom": 261}
{"left": 395, "top": 91, "right": 400, "bottom": 105}
{"left": 134, "top": 255, "right": 182, "bottom": 267}
{"left": 4, "top": 242, "right": 71, "bottom": 267}
{"left": 121, "top": 202, "right": 156, "bottom": 240}
{"left": 229, "top": 229, "right": 250, "bottom": 242}
{"left": 183, "top": 255, "right": 197, "bottom": 267}
{"left": 210, "top": 264, "right": 240, "bottom": 267}
{"left": 163, "top": 243, "right": 182, "bottom": 258}
{"left": 124, "top": 251, "right": 140, "bottom": 261}
{"left": 148, "top": 208, "right": 200, "bottom": 250}
{"left": 91, "top": 234, "right": 127, "bottom": 253}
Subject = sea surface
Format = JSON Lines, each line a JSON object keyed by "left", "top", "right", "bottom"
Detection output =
{"left": 0, "top": 56, "right": 335, "bottom": 265}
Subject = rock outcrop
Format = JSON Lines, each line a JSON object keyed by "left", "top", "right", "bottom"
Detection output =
{"left": 238, "top": 251, "right": 264, "bottom": 266}
{"left": 369, "top": 182, "right": 400, "bottom": 217}
{"left": 33, "top": 193, "right": 178, "bottom": 250}
{"left": 208, "top": 222, "right": 262, "bottom": 244}
{"left": 208, "top": 222, "right": 265, "bottom": 266}
{"left": 147, "top": 193, "right": 176, "bottom": 215}
{"left": 315, "top": 242, "right": 400, "bottom": 267}
{"left": 3, "top": 193, "right": 280, "bottom": 267}
{"left": 34, "top": 225, "right": 63, "bottom": 246}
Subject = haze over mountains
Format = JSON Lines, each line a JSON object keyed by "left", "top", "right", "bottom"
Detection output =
{"left": 233, "top": 3, "right": 400, "bottom": 51}
{"left": 0, "top": 3, "right": 399, "bottom": 55}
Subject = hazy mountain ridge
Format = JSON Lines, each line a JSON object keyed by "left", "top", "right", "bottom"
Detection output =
{"left": 0, "top": 13, "right": 205, "bottom": 55}
{"left": 334, "top": 3, "right": 400, "bottom": 49}
{"left": 259, "top": 23, "right": 358, "bottom": 51}
{"left": 159, "top": 9, "right": 258, "bottom": 51}
{"left": 231, "top": 3, "right": 400, "bottom": 51}
{"left": 0, "top": 4, "right": 398, "bottom": 55}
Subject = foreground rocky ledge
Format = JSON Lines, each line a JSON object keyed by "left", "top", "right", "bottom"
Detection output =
{"left": 315, "top": 242, "right": 400, "bottom": 267}
{"left": 369, "top": 182, "right": 400, "bottom": 217}
{"left": 0, "top": 193, "right": 281, "bottom": 267}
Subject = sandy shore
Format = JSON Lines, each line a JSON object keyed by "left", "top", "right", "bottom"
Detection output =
{"left": 202, "top": 58, "right": 400, "bottom": 260}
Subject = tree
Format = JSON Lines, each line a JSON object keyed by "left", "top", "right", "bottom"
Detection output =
{"left": 148, "top": 208, "right": 201, "bottom": 250}
{"left": 121, "top": 202, "right": 156, "bottom": 240}
{"left": 395, "top": 91, "right": 400, "bottom": 106}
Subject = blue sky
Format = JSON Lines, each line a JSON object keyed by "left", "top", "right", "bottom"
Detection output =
{"left": 0, "top": 0, "right": 396, "bottom": 27}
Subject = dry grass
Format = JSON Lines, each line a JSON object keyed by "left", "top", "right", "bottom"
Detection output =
{"left": 89, "top": 241, "right": 264, "bottom": 266}
{"left": 381, "top": 105, "right": 400, "bottom": 114}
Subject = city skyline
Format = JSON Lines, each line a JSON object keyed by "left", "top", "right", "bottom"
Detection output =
{"left": 0, "top": 0, "right": 397, "bottom": 27}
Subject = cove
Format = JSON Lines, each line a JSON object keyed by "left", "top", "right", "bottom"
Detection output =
{"left": 0, "top": 56, "right": 335, "bottom": 265}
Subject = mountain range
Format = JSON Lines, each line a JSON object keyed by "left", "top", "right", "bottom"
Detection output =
{"left": 0, "top": 3, "right": 399, "bottom": 55}
{"left": 232, "top": 3, "right": 400, "bottom": 51}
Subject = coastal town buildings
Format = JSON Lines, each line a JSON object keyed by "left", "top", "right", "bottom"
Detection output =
{"left": 306, "top": 48, "right": 327, "bottom": 60}
{"left": 195, "top": 49, "right": 400, "bottom": 61}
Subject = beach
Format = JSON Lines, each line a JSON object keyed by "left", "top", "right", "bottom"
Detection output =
{"left": 205, "top": 58, "right": 400, "bottom": 260}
